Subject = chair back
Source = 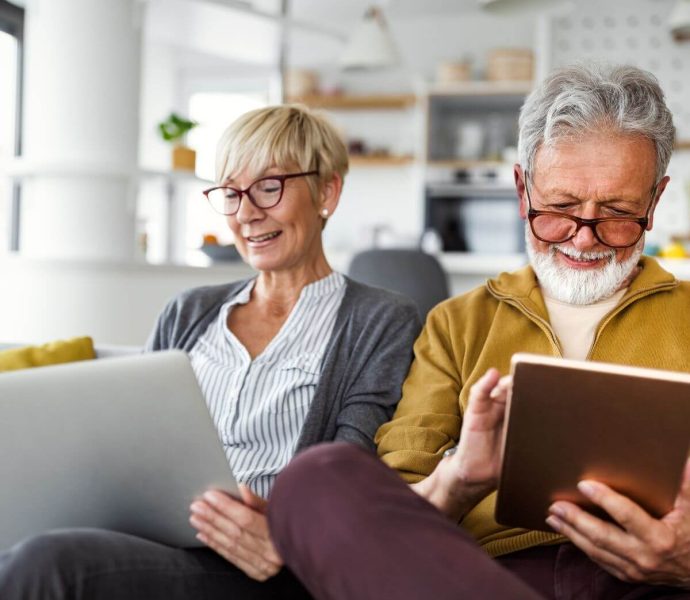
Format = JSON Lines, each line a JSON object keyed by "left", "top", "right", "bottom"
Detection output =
{"left": 347, "top": 248, "right": 450, "bottom": 319}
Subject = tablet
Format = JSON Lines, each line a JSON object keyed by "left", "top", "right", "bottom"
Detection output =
{"left": 0, "top": 350, "right": 239, "bottom": 550}
{"left": 494, "top": 353, "right": 690, "bottom": 532}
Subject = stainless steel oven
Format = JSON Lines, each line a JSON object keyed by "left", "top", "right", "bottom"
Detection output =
{"left": 424, "top": 181, "right": 524, "bottom": 253}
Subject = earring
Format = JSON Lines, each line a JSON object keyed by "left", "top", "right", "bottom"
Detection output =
{"left": 321, "top": 208, "right": 329, "bottom": 218}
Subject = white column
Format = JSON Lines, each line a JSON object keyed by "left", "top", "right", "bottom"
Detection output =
{"left": 19, "top": 0, "right": 142, "bottom": 261}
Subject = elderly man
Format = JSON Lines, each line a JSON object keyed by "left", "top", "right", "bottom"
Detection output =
{"left": 266, "top": 63, "right": 690, "bottom": 600}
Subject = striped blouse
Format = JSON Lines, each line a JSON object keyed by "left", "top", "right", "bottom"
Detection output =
{"left": 188, "top": 271, "right": 346, "bottom": 498}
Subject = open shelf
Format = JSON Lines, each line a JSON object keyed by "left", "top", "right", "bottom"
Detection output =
{"left": 288, "top": 94, "right": 417, "bottom": 110}
{"left": 428, "top": 80, "right": 533, "bottom": 97}
{"left": 427, "top": 159, "right": 507, "bottom": 169}
{"left": 349, "top": 155, "right": 415, "bottom": 166}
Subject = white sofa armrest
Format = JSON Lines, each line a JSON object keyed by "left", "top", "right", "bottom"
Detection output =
{"left": 0, "top": 342, "right": 142, "bottom": 358}
{"left": 94, "top": 345, "right": 142, "bottom": 359}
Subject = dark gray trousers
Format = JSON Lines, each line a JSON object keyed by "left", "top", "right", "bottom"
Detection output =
{"left": 268, "top": 442, "right": 690, "bottom": 600}
{"left": 0, "top": 528, "right": 311, "bottom": 599}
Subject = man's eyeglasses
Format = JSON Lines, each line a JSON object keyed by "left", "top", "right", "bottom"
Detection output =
{"left": 203, "top": 171, "right": 318, "bottom": 216}
{"left": 524, "top": 171, "right": 658, "bottom": 249}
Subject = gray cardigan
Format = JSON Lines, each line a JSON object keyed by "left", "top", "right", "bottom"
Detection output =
{"left": 145, "top": 277, "right": 421, "bottom": 452}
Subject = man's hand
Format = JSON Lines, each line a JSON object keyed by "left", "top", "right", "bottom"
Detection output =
{"left": 190, "top": 484, "right": 283, "bottom": 581}
{"left": 546, "top": 458, "right": 690, "bottom": 588}
{"left": 413, "top": 368, "right": 510, "bottom": 521}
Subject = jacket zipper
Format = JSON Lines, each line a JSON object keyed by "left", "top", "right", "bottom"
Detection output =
{"left": 585, "top": 283, "right": 677, "bottom": 360}
{"left": 486, "top": 286, "right": 563, "bottom": 357}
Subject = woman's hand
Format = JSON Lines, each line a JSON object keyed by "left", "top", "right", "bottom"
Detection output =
{"left": 412, "top": 368, "right": 510, "bottom": 521}
{"left": 546, "top": 458, "right": 690, "bottom": 588}
{"left": 190, "top": 484, "right": 283, "bottom": 581}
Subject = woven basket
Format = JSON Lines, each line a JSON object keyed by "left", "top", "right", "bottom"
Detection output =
{"left": 486, "top": 49, "right": 533, "bottom": 82}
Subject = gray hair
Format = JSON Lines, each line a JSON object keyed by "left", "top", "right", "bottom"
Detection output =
{"left": 518, "top": 63, "right": 675, "bottom": 184}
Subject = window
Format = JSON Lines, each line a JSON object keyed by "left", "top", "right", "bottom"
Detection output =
{"left": 183, "top": 89, "right": 268, "bottom": 258}
{"left": 189, "top": 91, "right": 268, "bottom": 182}
{"left": 0, "top": 0, "right": 24, "bottom": 253}
{"left": 136, "top": 75, "right": 269, "bottom": 265}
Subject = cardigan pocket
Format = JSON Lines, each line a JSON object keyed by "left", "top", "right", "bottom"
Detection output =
{"left": 265, "top": 353, "right": 321, "bottom": 414}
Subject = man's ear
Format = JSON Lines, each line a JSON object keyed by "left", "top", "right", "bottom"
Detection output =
{"left": 514, "top": 165, "right": 528, "bottom": 220}
{"left": 646, "top": 175, "right": 670, "bottom": 230}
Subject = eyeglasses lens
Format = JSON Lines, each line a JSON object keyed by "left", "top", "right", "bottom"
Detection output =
{"left": 206, "top": 178, "right": 284, "bottom": 215}
{"left": 531, "top": 214, "right": 644, "bottom": 247}
{"left": 250, "top": 178, "right": 283, "bottom": 208}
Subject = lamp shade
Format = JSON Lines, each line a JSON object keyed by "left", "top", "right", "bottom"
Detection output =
{"left": 669, "top": 0, "right": 690, "bottom": 41}
{"left": 340, "top": 7, "right": 399, "bottom": 70}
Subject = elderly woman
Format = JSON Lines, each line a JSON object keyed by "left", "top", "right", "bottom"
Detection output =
{"left": 0, "top": 105, "right": 421, "bottom": 599}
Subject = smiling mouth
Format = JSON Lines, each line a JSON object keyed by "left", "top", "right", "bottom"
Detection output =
{"left": 247, "top": 231, "right": 281, "bottom": 243}
{"left": 555, "top": 246, "right": 613, "bottom": 264}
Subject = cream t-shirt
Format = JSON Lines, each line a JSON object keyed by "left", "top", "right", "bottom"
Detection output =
{"left": 543, "top": 288, "right": 627, "bottom": 360}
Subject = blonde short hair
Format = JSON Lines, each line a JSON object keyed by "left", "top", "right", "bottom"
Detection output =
{"left": 215, "top": 104, "right": 349, "bottom": 203}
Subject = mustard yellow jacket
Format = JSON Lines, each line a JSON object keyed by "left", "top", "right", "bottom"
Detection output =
{"left": 376, "top": 257, "right": 690, "bottom": 557}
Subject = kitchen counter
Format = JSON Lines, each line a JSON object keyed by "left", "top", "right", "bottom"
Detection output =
{"left": 333, "top": 251, "right": 690, "bottom": 294}
{"left": 2, "top": 252, "right": 689, "bottom": 346}
{"left": 442, "top": 252, "right": 690, "bottom": 279}
{"left": 438, "top": 252, "right": 690, "bottom": 294}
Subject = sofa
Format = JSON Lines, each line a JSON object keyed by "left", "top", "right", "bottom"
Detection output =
{"left": 0, "top": 340, "right": 141, "bottom": 370}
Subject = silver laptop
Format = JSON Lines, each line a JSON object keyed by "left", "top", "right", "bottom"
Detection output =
{"left": 0, "top": 350, "right": 239, "bottom": 550}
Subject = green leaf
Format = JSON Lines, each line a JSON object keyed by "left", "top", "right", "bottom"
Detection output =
{"left": 157, "top": 112, "right": 198, "bottom": 143}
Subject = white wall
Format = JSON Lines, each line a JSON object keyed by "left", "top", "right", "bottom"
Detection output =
{"left": 547, "top": 0, "right": 690, "bottom": 249}
{"left": 0, "top": 256, "right": 255, "bottom": 346}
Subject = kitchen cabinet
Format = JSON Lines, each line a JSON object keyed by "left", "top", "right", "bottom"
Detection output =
{"left": 426, "top": 81, "right": 532, "bottom": 167}
{"left": 422, "top": 81, "right": 531, "bottom": 254}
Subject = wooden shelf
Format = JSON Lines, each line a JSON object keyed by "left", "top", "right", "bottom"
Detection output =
{"left": 349, "top": 155, "right": 415, "bottom": 166}
{"left": 675, "top": 140, "right": 690, "bottom": 151}
{"left": 429, "top": 80, "right": 533, "bottom": 97}
{"left": 427, "top": 159, "right": 506, "bottom": 169}
{"left": 288, "top": 94, "right": 417, "bottom": 110}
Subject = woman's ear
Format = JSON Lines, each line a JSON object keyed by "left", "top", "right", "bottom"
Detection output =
{"left": 318, "top": 172, "right": 343, "bottom": 218}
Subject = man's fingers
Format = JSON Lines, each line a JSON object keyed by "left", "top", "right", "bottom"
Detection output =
{"left": 576, "top": 481, "right": 662, "bottom": 544}
{"left": 674, "top": 458, "right": 690, "bottom": 511}
{"left": 467, "top": 369, "right": 501, "bottom": 412}
{"left": 489, "top": 374, "right": 512, "bottom": 402}
{"left": 545, "top": 512, "right": 643, "bottom": 582}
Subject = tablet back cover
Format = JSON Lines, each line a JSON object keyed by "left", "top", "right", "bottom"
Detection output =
{"left": 494, "top": 353, "right": 690, "bottom": 532}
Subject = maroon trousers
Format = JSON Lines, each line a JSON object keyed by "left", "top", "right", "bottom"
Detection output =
{"left": 268, "top": 443, "right": 690, "bottom": 600}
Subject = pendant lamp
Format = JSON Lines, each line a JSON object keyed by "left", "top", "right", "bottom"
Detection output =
{"left": 340, "top": 6, "right": 399, "bottom": 71}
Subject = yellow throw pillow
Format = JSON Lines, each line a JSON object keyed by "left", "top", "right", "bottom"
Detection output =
{"left": 0, "top": 337, "right": 96, "bottom": 372}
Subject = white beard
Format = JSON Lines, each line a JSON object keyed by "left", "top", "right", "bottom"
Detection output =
{"left": 525, "top": 223, "right": 644, "bottom": 305}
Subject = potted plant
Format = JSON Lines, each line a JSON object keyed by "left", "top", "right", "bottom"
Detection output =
{"left": 158, "top": 112, "right": 198, "bottom": 171}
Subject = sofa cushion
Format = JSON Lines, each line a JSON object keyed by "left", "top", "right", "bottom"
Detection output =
{"left": 0, "top": 336, "right": 96, "bottom": 372}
